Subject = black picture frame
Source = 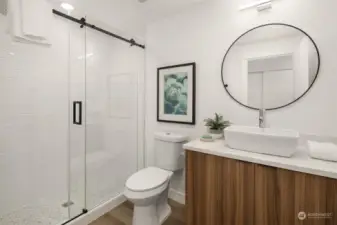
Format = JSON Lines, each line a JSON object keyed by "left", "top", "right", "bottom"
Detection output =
{"left": 221, "top": 23, "right": 321, "bottom": 111}
{"left": 157, "top": 63, "right": 196, "bottom": 125}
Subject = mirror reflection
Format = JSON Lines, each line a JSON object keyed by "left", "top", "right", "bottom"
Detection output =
{"left": 222, "top": 24, "right": 320, "bottom": 110}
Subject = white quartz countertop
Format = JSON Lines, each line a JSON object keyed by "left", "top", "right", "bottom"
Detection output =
{"left": 184, "top": 139, "right": 337, "bottom": 180}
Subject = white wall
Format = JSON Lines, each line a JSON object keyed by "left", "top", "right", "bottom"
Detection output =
{"left": 145, "top": 0, "right": 337, "bottom": 196}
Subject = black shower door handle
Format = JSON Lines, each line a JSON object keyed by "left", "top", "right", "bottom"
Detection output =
{"left": 73, "top": 101, "right": 82, "bottom": 125}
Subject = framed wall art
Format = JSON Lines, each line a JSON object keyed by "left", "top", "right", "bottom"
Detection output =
{"left": 157, "top": 63, "right": 196, "bottom": 125}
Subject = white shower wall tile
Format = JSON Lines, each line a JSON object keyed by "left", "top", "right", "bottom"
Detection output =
{"left": 84, "top": 26, "right": 143, "bottom": 210}
{"left": 0, "top": 12, "right": 70, "bottom": 222}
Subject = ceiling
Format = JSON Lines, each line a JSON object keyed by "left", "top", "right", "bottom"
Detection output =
{"left": 53, "top": 0, "right": 206, "bottom": 39}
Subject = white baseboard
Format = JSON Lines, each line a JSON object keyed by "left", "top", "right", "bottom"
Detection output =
{"left": 67, "top": 194, "right": 126, "bottom": 225}
{"left": 61, "top": 190, "right": 183, "bottom": 225}
{"left": 168, "top": 188, "right": 185, "bottom": 205}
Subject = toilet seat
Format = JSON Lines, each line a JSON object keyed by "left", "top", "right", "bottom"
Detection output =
{"left": 126, "top": 167, "right": 172, "bottom": 192}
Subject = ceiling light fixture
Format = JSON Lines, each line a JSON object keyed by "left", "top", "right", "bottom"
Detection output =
{"left": 61, "top": 2, "right": 74, "bottom": 12}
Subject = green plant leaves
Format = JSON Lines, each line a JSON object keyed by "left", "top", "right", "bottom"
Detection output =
{"left": 204, "top": 113, "right": 230, "bottom": 130}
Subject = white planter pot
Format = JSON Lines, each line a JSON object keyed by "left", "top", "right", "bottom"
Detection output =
{"left": 208, "top": 128, "right": 224, "bottom": 140}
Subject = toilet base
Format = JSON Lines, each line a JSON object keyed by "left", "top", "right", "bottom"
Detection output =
{"left": 132, "top": 203, "right": 172, "bottom": 225}
{"left": 159, "top": 204, "right": 172, "bottom": 224}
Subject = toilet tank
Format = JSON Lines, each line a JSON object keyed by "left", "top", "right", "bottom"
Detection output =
{"left": 154, "top": 132, "right": 189, "bottom": 171}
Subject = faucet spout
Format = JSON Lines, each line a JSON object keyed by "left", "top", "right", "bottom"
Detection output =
{"left": 259, "top": 108, "right": 266, "bottom": 128}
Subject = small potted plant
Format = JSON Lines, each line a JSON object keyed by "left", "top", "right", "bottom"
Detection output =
{"left": 204, "top": 113, "right": 231, "bottom": 139}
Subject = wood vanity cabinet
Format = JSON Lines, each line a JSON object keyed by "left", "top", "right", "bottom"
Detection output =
{"left": 185, "top": 150, "right": 337, "bottom": 225}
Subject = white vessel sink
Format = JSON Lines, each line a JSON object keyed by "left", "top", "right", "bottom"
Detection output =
{"left": 225, "top": 125, "right": 299, "bottom": 157}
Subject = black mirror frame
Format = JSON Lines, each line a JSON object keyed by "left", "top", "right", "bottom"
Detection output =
{"left": 221, "top": 23, "right": 321, "bottom": 111}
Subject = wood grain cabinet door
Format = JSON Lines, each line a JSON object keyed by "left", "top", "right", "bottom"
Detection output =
{"left": 326, "top": 178, "right": 337, "bottom": 225}
{"left": 255, "top": 167, "right": 298, "bottom": 225}
{"left": 186, "top": 151, "right": 255, "bottom": 225}
{"left": 254, "top": 165, "right": 329, "bottom": 225}
{"left": 255, "top": 166, "right": 337, "bottom": 225}
{"left": 294, "top": 172, "right": 335, "bottom": 225}
{"left": 186, "top": 151, "right": 223, "bottom": 225}
{"left": 222, "top": 158, "right": 255, "bottom": 225}
{"left": 254, "top": 164, "right": 279, "bottom": 225}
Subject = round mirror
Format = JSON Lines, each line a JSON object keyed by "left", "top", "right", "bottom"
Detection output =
{"left": 221, "top": 23, "right": 320, "bottom": 110}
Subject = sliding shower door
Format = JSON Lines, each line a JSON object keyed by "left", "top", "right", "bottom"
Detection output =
{"left": 0, "top": 10, "right": 85, "bottom": 225}
{"left": 67, "top": 18, "right": 87, "bottom": 219}
{"left": 0, "top": 15, "right": 67, "bottom": 225}
{"left": 84, "top": 23, "right": 142, "bottom": 209}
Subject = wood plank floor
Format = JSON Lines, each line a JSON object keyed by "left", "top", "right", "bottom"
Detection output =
{"left": 89, "top": 200, "right": 186, "bottom": 225}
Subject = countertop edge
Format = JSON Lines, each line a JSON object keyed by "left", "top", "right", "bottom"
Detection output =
{"left": 184, "top": 139, "right": 337, "bottom": 180}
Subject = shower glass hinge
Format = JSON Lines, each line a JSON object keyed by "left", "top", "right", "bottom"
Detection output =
{"left": 62, "top": 201, "right": 74, "bottom": 208}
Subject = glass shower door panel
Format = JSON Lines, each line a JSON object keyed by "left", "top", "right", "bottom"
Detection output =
{"left": 85, "top": 27, "right": 142, "bottom": 209}
{"left": 0, "top": 12, "right": 69, "bottom": 225}
{"left": 68, "top": 20, "right": 86, "bottom": 218}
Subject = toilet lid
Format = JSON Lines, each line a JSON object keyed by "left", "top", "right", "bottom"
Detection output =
{"left": 126, "top": 167, "right": 170, "bottom": 192}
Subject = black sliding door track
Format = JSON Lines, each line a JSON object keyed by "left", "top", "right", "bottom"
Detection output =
{"left": 61, "top": 209, "right": 88, "bottom": 225}
{"left": 52, "top": 9, "right": 145, "bottom": 49}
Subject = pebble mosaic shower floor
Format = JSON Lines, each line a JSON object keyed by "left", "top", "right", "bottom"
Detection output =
{"left": 0, "top": 203, "right": 67, "bottom": 225}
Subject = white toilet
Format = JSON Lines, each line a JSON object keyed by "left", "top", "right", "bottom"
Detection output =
{"left": 124, "top": 132, "right": 188, "bottom": 225}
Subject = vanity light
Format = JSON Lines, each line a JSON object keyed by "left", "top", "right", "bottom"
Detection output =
{"left": 239, "top": 0, "right": 272, "bottom": 11}
{"left": 256, "top": 2, "right": 272, "bottom": 11}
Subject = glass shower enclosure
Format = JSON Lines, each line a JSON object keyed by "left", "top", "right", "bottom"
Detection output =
{"left": 0, "top": 6, "right": 143, "bottom": 225}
